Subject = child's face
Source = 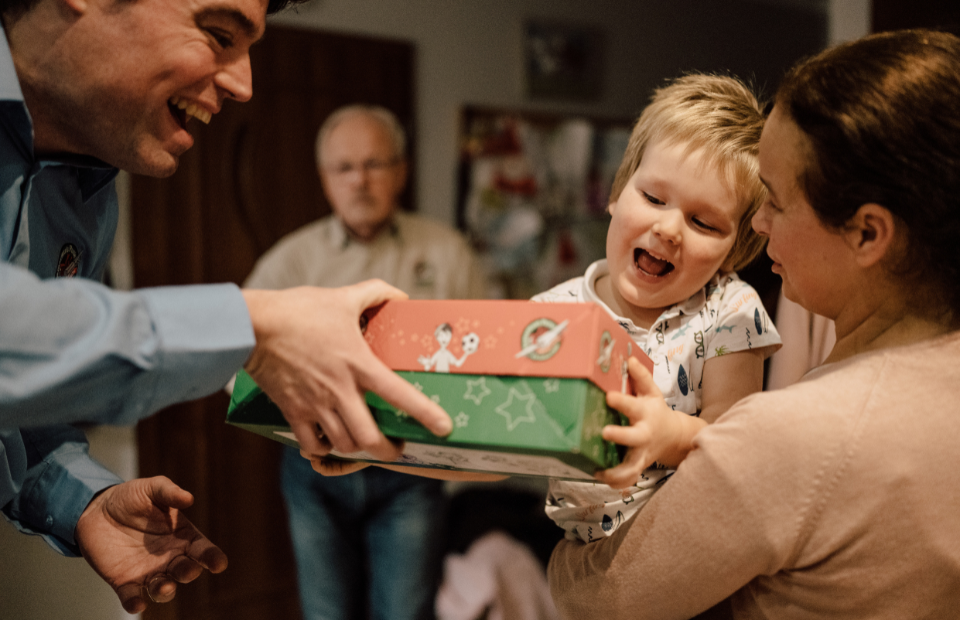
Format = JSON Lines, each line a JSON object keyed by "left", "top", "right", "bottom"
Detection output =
{"left": 605, "top": 139, "right": 743, "bottom": 326}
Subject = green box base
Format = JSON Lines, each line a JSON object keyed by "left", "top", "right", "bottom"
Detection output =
{"left": 227, "top": 370, "right": 623, "bottom": 480}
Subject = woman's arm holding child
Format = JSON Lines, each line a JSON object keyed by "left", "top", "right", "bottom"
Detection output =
{"left": 597, "top": 349, "right": 765, "bottom": 489}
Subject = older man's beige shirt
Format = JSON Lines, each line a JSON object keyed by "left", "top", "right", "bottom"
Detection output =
{"left": 245, "top": 211, "right": 487, "bottom": 300}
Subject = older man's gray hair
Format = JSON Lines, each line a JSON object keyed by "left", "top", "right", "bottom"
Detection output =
{"left": 315, "top": 105, "right": 407, "bottom": 168}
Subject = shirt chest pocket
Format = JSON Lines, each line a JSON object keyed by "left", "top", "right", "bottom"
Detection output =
{"left": 406, "top": 259, "right": 437, "bottom": 297}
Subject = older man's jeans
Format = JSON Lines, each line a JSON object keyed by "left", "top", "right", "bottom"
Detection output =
{"left": 281, "top": 447, "right": 446, "bottom": 620}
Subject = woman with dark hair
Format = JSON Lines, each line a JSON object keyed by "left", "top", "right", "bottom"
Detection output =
{"left": 549, "top": 29, "right": 960, "bottom": 620}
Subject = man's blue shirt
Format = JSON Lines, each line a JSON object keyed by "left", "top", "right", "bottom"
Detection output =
{"left": 0, "top": 27, "right": 255, "bottom": 554}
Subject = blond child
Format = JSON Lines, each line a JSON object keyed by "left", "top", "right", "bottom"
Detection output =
{"left": 534, "top": 74, "right": 781, "bottom": 542}
{"left": 312, "top": 75, "right": 781, "bottom": 543}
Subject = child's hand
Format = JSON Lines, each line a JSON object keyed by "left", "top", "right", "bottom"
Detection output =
{"left": 596, "top": 357, "right": 706, "bottom": 489}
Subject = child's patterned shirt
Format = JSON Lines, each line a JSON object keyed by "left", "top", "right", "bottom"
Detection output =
{"left": 532, "top": 259, "right": 781, "bottom": 542}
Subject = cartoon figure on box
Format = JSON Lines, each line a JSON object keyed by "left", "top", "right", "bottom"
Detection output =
{"left": 418, "top": 323, "right": 480, "bottom": 372}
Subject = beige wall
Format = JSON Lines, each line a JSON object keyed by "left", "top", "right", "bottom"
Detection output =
{"left": 270, "top": 0, "right": 828, "bottom": 226}
{"left": 0, "top": 426, "right": 139, "bottom": 620}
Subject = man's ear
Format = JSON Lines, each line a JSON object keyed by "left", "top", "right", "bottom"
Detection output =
{"left": 844, "top": 203, "right": 897, "bottom": 268}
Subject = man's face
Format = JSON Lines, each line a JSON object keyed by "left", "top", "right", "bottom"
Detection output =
{"left": 30, "top": 0, "right": 267, "bottom": 177}
{"left": 319, "top": 113, "right": 408, "bottom": 242}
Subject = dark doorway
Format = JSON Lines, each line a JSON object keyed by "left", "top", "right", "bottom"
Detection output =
{"left": 131, "top": 25, "right": 415, "bottom": 620}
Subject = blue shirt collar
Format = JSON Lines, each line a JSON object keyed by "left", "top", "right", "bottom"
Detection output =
{"left": 0, "top": 26, "right": 24, "bottom": 103}
{"left": 0, "top": 26, "right": 33, "bottom": 156}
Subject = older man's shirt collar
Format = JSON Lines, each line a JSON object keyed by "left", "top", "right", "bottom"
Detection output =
{"left": 331, "top": 214, "right": 402, "bottom": 249}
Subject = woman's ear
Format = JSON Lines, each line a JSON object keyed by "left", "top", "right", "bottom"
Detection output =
{"left": 844, "top": 203, "right": 897, "bottom": 268}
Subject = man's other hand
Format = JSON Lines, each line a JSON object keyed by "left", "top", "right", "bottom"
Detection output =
{"left": 75, "top": 476, "right": 228, "bottom": 614}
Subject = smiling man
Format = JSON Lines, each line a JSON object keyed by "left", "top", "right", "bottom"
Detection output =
{"left": 0, "top": 0, "right": 451, "bottom": 614}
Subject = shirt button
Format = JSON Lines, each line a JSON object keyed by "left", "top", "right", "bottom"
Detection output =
{"left": 45, "top": 515, "right": 54, "bottom": 527}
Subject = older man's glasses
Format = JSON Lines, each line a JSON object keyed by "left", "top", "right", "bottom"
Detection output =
{"left": 325, "top": 158, "right": 399, "bottom": 178}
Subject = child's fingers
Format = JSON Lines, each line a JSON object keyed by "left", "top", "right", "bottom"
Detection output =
{"left": 602, "top": 422, "right": 651, "bottom": 447}
{"left": 596, "top": 448, "right": 650, "bottom": 489}
{"left": 606, "top": 389, "right": 632, "bottom": 412}
{"left": 607, "top": 389, "right": 658, "bottom": 425}
{"left": 627, "top": 357, "right": 662, "bottom": 398}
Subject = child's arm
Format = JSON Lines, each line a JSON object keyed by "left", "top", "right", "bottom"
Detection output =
{"left": 596, "top": 350, "right": 764, "bottom": 489}
{"left": 698, "top": 348, "right": 765, "bottom": 423}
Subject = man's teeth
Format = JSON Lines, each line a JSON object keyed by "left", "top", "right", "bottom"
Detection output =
{"left": 169, "top": 95, "right": 211, "bottom": 125}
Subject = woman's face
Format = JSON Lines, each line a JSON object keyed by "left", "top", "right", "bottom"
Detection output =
{"left": 752, "top": 107, "right": 853, "bottom": 318}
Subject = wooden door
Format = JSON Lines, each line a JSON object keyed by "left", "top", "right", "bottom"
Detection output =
{"left": 131, "top": 25, "right": 415, "bottom": 620}
{"left": 873, "top": 0, "right": 960, "bottom": 34}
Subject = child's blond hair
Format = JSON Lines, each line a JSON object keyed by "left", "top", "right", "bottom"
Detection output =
{"left": 610, "top": 74, "right": 767, "bottom": 272}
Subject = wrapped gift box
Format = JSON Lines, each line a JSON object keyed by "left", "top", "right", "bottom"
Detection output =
{"left": 227, "top": 300, "right": 653, "bottom": 480}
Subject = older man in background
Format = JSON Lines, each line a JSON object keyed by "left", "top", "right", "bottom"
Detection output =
{"left": 245, "top": 104, "right": 487, "bottom": 620}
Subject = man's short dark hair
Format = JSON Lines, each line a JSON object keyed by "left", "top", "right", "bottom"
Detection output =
{"left": 1, "top": 0, "right": 309, "bottom": 19}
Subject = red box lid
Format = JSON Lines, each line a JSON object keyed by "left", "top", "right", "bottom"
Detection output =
{"left": 363, "top": 299, "right": 651, "bottom": 394}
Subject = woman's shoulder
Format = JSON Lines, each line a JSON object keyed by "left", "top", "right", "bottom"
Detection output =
{"left": 720, "top": 340, "right": 927, "bottom": 433}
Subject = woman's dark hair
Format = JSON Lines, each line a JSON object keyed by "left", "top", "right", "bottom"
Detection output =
{"left": 776, "top": 29, "right": 960, "bottom": 312}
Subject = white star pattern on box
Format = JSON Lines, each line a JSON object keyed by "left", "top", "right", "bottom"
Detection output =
{"left": 581, "top": 396, "right": 608, "bottom": 449}
{"left": 412, "top": 382, "right": 424, "bottom": 392}
{"left": 455, "top": 412, "right": 470, "bottom": 428}
{"left": 495, "top": 386, "right": 539, "bottom": 431}
{"left": 463, "top": 377, "right": 492, "bottom": 405}
{"left": 395, "top": 409, "right": 409, "bottom": 420}
{"left": 543, "top": 379, "right": 560, "bottom": 393}
{"left": 430, "top": 394, "right": 441, "bottom": 404}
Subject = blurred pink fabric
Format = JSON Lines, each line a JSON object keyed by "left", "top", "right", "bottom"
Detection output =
{"left": 436, "top": 531, "right": 559, "bottom": 620}
{"left": 767, "top": 290, "right": 836, "bottom": 390}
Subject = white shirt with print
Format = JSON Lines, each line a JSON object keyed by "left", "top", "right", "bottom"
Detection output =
{"left": 532, "top": 259, "right": 782, "bottom": 542}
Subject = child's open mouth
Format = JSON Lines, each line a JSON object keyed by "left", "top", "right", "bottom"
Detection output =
{"left": 634, "top": 248, "right": 674, "bottom": 277}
